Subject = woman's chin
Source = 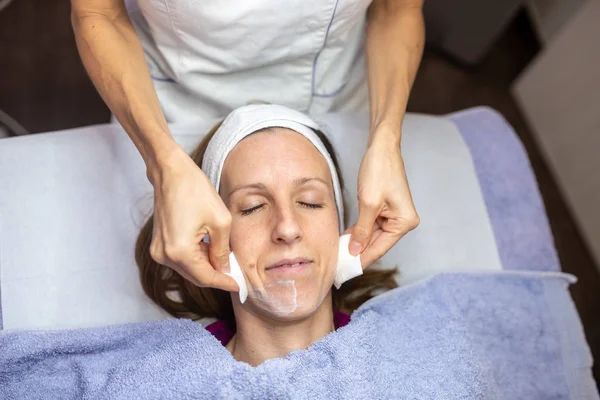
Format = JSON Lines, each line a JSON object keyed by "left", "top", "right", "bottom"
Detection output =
{"left": 247, "top": 285, "right": 330, "bottom": 321}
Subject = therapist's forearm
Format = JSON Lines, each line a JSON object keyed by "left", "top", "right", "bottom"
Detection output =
{"left": 366, "top": 0, "right": 424, "bottom": 147}
{"left": 71, "top": 5, "right": 179, "bottom": 181}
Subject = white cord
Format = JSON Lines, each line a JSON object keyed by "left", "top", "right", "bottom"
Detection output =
{"left": 0, "top": 0, "right": 15, "bottom": 13}
{"left": 0, "top": 108, "right": 29, "bottom": 136}
{"left": 0, "top": 0, "right": 27, "bottom": 136}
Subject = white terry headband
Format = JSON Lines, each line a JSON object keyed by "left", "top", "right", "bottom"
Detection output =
{"left": 201, "top": 104, "right": 345, "bottom": 231}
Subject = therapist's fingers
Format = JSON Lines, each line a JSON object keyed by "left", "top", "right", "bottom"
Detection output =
{"left": 360, "top": 213, "right": 419, "bottom": 267}
{"left": 175, "top": 263, "right": 239, "bottom": 293}
{"left": 207, "top": 214, "right": 233, "bottom": 273}
{"left": 349, "top": 199, "right": 380, "bottom": 256}
{"left": 171, "top": 264, "right": 202, "bottom": 287}
{"left": 150, "top": 228, "right": 238, "bottom": 292}
{"left": 177, "top": 242, "right": 239, "bottom": 292}
{"left": 360, "top": 231, "right": 397, "bottom": 268}
{"left": 359, "top": 227, "right": 384, "bottom": 268}
{"left": 193, "top": 267, "right": 240, "bottom": 293}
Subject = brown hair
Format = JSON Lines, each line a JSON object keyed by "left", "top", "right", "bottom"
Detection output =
{"left": 135, "top": 122, "right": 398, "bottom": 321}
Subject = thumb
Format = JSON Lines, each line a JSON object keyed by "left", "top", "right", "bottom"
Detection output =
{"left": 349, "top": 201, "right": 379, "bottom": 256}
{"left": 207, "top": 219, "right": 232, "bottom": 271}
{"left": 207, "top": 269, "right": 240, "bottom": 293}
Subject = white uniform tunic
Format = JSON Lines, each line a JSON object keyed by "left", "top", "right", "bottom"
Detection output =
{"left": 126, "top": 0, "right": 372, "bottom": 122}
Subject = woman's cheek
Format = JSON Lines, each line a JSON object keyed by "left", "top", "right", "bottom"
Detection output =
{"left": 229, "top": 218, "right": 250, "bottom": 254}
{"left": 231, "top": 218, "right": 264, "bottom": 261}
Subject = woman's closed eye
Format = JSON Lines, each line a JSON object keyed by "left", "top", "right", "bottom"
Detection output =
{"left": 240, "top": 202, "right": 324, "bottom": 216}
{"left": 241, "top": 204, "right": 264, "bottom": 216}
{"left": 299, "top": 202, "right": 323, "bottom": 209}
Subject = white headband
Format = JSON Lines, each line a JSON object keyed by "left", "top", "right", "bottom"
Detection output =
{"left": 201, "top": 104, "right": 345, "bottom": 231}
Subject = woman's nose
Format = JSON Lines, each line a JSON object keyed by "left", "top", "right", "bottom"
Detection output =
{"left": 272, "top": 207, "right": 303, "bottom": 244}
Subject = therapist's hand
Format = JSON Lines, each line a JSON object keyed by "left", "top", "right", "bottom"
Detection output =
{"left": 148, "top": 146, "right": 239, "bottom": 292}
{"left": 348, "top": 132, "right": 420, "bottom": 267}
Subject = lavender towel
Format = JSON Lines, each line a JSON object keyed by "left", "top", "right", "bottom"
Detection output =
{"left": 0, "top": 272, "right": 597, "bottom": 399}
{"left": 449, "top": 107, "right": 560, "bottom": 272}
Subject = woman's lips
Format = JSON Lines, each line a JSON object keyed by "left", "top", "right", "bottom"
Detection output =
{"left": 265, "top": 258, "right": 313, "bottom": 274}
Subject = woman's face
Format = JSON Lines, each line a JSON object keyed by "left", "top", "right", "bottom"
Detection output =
{"left": 220, "top": 128, "right": 340, "bottom": 320}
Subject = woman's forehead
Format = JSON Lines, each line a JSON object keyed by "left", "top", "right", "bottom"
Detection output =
{"left": 222, "top": 128, "right": 332, "bottom": 185}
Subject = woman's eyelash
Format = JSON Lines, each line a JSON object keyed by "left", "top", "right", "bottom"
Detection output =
{"left": 300, "top": 202, "right": 323, "bottom": 209}
{"left": 241, "top": 204, "right": 263, "bottom": 215}
{"left": 241, "top": 202, "right": 323, "bottom": 216}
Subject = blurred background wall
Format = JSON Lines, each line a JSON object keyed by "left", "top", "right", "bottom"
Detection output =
{"left": 0, "top": 0, "right": 598, "bottom": 383}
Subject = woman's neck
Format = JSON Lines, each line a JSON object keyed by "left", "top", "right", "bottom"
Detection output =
{"left": 227, "top": 296, "right": 335, "bottom": 366}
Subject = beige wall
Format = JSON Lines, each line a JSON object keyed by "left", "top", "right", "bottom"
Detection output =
{"left": 513, "top": 0, "right": 600, "bottom": 268}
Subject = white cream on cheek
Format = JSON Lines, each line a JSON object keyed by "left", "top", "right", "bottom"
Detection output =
{"left": 246, "top": 261, "right": 335, "bottom": 318}
{"left": 248, "top": 280, "right": 298, "bottom": 317}
{"left": 239, "top": 232, "right": 338, "bottom": 317}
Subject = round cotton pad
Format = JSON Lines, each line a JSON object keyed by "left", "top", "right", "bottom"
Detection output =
{"left": 226, "top": 252, "right": 248, "bottom": 303}
{"left": 334, "top": 234, "right": 363, "bottom": 289}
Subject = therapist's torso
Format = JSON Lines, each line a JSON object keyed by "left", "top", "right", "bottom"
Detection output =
{"left": 127, "top": 0, "right": 372, "bottom": 122}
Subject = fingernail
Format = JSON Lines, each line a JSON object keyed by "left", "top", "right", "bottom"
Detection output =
{"left": 349, "top": 240, "right": 362, "bottom": 256}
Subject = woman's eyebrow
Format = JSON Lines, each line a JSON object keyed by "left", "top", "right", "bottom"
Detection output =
{"left": 293, "top": 177, "right": 330, "bottom": 187}
{"left": 227, "top": 177, "right": 329, "bottom": 198}
{"left": 227, "top": 183, "right": 267, "bottom": 199}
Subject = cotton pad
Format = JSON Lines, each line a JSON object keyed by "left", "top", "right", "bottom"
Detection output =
{"left": 226, "top": 252, "right": 248, "bottom": 303}
{"left": 334, "top": 234, "right": 363, "bottom": 289}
